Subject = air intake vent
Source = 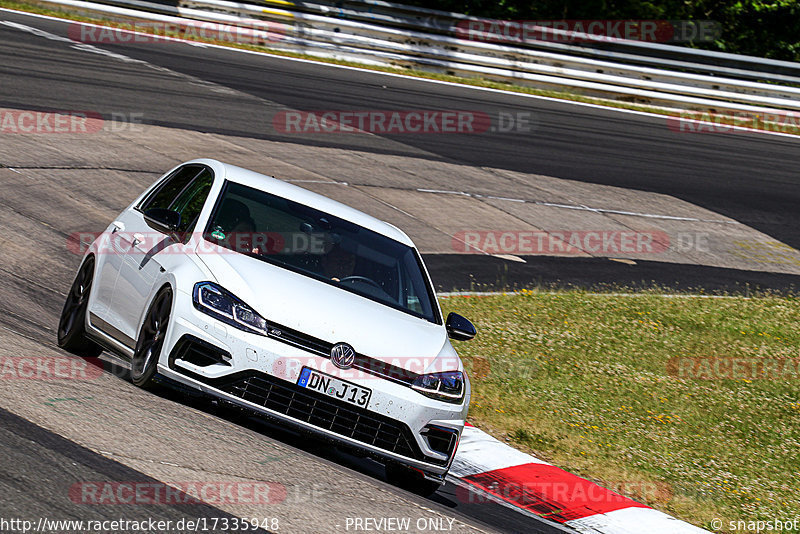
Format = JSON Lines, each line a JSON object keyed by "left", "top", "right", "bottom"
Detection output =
{"left": 170, "top": 335, "right": 232, "bottom": 368}
{"left": 422, "top": 425, "right": 459, "bottom": 459}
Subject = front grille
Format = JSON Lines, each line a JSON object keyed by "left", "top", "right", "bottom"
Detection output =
{"left": 185, "top": 370, "right": 432, "bottom": 463}
{"left": 267, "top": 325, "right": 330, "bottom": 356}
{"left": 265, "top": 324, "right": 420, "bottom": 385}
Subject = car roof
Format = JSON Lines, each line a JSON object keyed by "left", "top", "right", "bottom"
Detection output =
{"left": 192, "top": 159, "right": 415, "bottom": 247}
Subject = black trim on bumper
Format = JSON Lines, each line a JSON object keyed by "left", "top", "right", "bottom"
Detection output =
{"left": 169, "top": 360, "right": 449, "bottom": 466}
{"left": 169, "top": 335, "right": 232, "bottom": 368}
{"left": 265, "top": 323, "right": 422, "bottom": 386}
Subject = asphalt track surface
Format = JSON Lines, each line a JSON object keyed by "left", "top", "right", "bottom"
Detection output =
{"left": 0, "top": 406, "right": 273, "bottom": 533}
{"left": 0, "top": 8, "right": 798, "bottom": 534}
{"left": 0, "top": 11, "right": 575, "bottom": 533}
{"left": 2, "top": 10, "right": 800, "bottom": 292}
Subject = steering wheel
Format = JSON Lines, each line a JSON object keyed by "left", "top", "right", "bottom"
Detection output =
{"left": 338, "top": 275, "right": 383, "bottom": 291}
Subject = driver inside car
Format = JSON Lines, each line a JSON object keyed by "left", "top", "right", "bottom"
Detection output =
{"left": 210, "top": 198, "right": 257, "bottom": 253}
{"left": 321, "top": 244, "right": 357, "bottom": 282}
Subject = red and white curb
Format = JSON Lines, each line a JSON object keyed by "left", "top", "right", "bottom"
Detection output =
{"left": 448, "top": 425, "right": 709, "bottom": 533}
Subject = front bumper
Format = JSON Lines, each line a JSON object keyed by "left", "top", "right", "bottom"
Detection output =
{"left": 157, "top": 289, "right": 467, "bottom": 478}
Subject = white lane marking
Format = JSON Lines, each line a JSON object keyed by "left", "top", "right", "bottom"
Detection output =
{"left": 0, "top": 19, "right": 239, "bottom": 95}
{"left": 493, "top": 253, "right": 526, "bottom": 262}
{"left": 1, "top": 20, "right": 143, "bottom": 62}
{"left": 3, "top": 8, "right": 800, "bottom": 141}
{"left": 417, "top": 188, "right": 472, "bottom": 196}
{"left": 283, "top": 179, "right": 350, "bottom": 185}
{"left": 438, "top": 291, "right": 747, "bottom": 299}
{"left": 566, "top": 507, "right": 710, "bottom": 534}
{"left": 285, "top": 179, "right": 737, "bottom": 224}
{"left": 484, "top": 195, "right": 527, "bottom": 203}
{"left": 415, "top": 188, "right": 739, "bottom": 224}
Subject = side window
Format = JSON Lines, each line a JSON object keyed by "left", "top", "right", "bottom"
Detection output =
{"left": 140, "top": 165, "right": 204, "bottom": 212}
{"left": 171, "top": 169, "right": 214, "bottom": 233}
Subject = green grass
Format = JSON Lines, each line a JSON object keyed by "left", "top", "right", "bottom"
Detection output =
{"left": 441, "top": 289, "right": 800, "bottom": 532}
{"left": 5, "top": 0, "right": 798, "bottom": 523}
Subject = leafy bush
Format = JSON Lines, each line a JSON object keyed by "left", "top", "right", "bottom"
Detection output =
{"left": 408, "top": 0, "right": 800, "bottom": 60}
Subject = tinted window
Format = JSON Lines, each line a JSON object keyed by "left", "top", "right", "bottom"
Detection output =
{"left": 204, "top": 182, "right": 439, "bottom": 324}
{"left": 141, "top": 165, "right": 204, "bottom": 212}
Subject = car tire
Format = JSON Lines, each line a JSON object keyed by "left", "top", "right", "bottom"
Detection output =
{"left": 385, "top": 463, "right": 441, "bottom": 497}
{"left": 130, "top": 287, "right": 172, "bottom": 388}
{"left": 57, "top": 257, "right": 103, "bottom": 357}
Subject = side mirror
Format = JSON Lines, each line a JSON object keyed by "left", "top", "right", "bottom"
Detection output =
{"left": 446, "top": 312, "right": 476, "bottom": 341}
{"left": 144, "top": 208, "right": 181, "bottom": 235}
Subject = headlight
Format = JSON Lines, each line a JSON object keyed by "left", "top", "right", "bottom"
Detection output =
{"left": 411, "top": 371, "right": 465, "bottom": 403}
{"left": 192, "top": 282, "right": 268, "bottom": 335}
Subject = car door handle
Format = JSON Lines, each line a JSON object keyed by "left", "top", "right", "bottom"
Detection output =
{"left": 111, "top": 221, "right": 125, "bottom": 233}
{"left": 132, "top": 233, "right": 146, "bottom": 249}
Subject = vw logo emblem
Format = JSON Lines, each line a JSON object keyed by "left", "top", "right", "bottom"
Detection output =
{"left": 330, "top": 343, "right": 355, "bottom": 370}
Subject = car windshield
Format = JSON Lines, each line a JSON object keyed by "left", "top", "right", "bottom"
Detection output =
{"left": 203, "top": 181, "right": 440, "bottom": 324}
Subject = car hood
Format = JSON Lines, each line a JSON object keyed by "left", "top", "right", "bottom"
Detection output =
{"left": 196, "top": 251, "right": 451, "bottom": 368}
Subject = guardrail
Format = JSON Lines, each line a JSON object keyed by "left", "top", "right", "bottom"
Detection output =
{"left": 255, "top": 0, "right": 800, "bottom": 84}
{"left": 26, "top": 0, "right": 800, "bottom": 113}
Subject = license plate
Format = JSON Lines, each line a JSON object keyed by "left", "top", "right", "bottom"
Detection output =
{"left": 297, "top": 367, "right": 371, "bottom": 408}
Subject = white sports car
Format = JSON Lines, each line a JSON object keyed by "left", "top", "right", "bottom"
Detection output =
{"left": 57, "top": 159, "right": 475, "bottom": 492}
